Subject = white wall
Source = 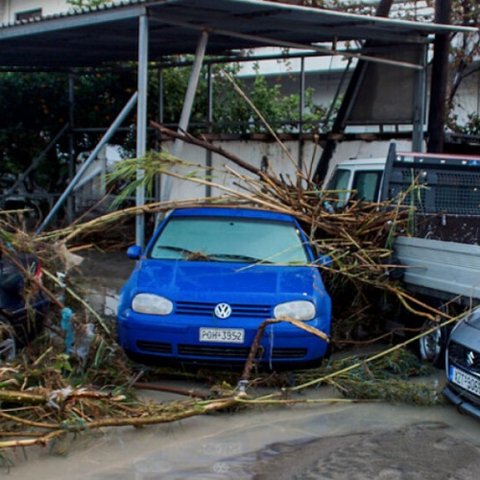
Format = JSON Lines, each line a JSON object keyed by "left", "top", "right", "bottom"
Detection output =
{"left": 1, "top": 0, "right": 69, "bottom": 23}
{"left": 157, "top": 138, "right": 414, "bottom": 203}
{"left": 452, "top": 69, "right": 480, "bottom": 126}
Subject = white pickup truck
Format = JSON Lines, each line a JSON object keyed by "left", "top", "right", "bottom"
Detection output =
{"left": 327, "top": 144, "right": 480, "bottom": 365}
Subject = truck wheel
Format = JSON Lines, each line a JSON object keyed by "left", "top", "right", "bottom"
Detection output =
{"left": 417, "top": 320, "right": 447, "bottom": 368}
{"left": 0, "top": 322, "right": 16, "bottom": 363}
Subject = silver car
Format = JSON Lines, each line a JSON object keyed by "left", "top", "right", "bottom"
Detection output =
{"left": 444, "top": 307, "right": 480, "bottom": 419}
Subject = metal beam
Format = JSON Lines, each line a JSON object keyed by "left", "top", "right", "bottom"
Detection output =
{"left": 172, "top": 31, "right": 209, "bottom": 157}
{"left": 412, "top": 44, "right": 428, "bottom": 152}
{"left": 161, "top": 31, "right": 209, "bottom": 202}
{"left": 67, "top": 74, "right": 75, "bottom": 222}
{"left": 206, "top": 62, "right": 213, "bottom": 198}
{"left": 154, "top": 67, "right": 164, "bottom": 212}
{"left": 36, "top": 92, "right": 138, "bottom": 234}
{"left": 298, "top": 56, "right": 305, "bottom": 175}
{"left": 2, "top": 123, "right": 69, "bottom": 200}
{"left": 135, "top": 14, "right": 149, "bottom": 247}
{"left": 149, "top": 14, "right": 425, "bottom": 70}
{"left": 0, "top": 5, "right": 147, "bottom": 40}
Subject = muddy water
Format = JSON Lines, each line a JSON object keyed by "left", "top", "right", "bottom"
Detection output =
{"left": 4, "top": 401, "right": 480, "bottom": 479}
{"left": 3, "top": 252, "right": 479, "bottom": 479}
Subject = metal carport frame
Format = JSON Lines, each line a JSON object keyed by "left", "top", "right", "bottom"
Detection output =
{"left": 0, "top": 0, "right": 476, "bottom": 244}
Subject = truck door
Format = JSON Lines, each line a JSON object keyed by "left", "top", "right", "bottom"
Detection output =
{"left": 352, "top": 171, "right": 383, "bottom": 202}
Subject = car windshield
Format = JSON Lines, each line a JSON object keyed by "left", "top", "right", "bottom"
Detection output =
{"left": 150, "top": 216, "right": 309, "bottom": 264}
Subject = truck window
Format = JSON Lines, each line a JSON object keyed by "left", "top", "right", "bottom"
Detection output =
{"left": 328, "top": 169, "right": 351, "bottom": 205}
{"left": 352, "top": 171, "right": 382, "bottom": 202}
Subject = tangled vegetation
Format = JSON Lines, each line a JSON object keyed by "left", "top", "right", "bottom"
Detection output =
{"left": 0, "top": 144, "right": 457, "bottom": 455}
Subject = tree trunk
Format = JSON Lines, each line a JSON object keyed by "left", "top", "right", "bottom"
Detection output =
{"left": 427, "top": 0, "right": 452, "bottom": 153}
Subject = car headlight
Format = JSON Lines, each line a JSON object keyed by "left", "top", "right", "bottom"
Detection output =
{"left": 274, "top": 300, "right": 316, "bottom": 321}
{"left": 132, "top": 293, "right": 173, "bottom": 315}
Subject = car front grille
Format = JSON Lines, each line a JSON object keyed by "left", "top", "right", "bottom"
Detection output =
{"left": 449, "top": 341, "right": 480, "bottom": 375}
{"left": 271, "top": 348, "right": 307, "bottom": 359}
{"left": 177, "top": 344, "right": 307, "bottom": 360}
{"left": 137, "top": 341, "right": 172, "bottom": 354}
{"left": 175, "top": 301, "right": 272, "bottom": 318}
{"left": 178, "top": 344, "right": 252, "bottom": 358}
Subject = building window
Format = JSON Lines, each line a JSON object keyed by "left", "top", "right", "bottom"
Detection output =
{"left": 15, "top": 9, "right": 43, "bottom": 22}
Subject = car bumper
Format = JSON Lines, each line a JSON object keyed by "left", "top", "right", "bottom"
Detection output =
{"left": 1, "top": 297, "right": 50, "bottom": 343}
{"left": 443, "top": 384, "right": 480, "bottom": 421}
{"left": 117, "top": 311, "right": 330, "bottom": 366}
{"left": 444, "top": 317, "right": 480, "bottom": 421}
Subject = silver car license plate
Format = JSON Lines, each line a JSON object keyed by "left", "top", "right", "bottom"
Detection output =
{"left": 199, "top": 327, "right": 245, "bottom": 344}
{"left": 450, "top": 366, "right": 480, "bottom": 397}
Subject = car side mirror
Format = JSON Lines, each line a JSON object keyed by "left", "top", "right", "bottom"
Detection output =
{"left": 316, "top": 255, "right": 332, "bottom": 267}
{"left": 126, "top": 245, "right": 142, "bottom": 260}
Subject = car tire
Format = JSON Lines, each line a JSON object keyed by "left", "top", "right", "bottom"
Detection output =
{"left": 416, "top": 319, "right": 448, "bottom": 369}
{"left": 0, "top": 321, "right": 16, "bottom": 363}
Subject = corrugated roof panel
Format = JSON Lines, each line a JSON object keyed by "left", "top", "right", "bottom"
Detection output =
{"left": 0, "top": 0, "right": 475, "bottom": 68}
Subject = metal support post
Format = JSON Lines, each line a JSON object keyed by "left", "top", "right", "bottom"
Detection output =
{"left": 158, "top": 67, "right": 164, "bottom": 124}
{"left": 206, "top": 62, "right": 213, "bottom": 198}
{"left": 161, "top": 31, "right": 209, "bottom": 202}
{"left": 136, "top": 13, "right": 149, "bottom": 247}
{"left": 67, "top": 74, "right": 75, "bottom": 222}
{"left": 412, "top": 44, "right": 428, "bottom": 152}
{"left": 154, "top": 67, "right": 164, "bottom": 208}
{"left": 298, "top": 57, "right": 305, "bottom": 179}
{"left": 172, "top": 31, "right": 209, "bottom": 158}
{"left": 153, "top": 67, "right": 164, "bottom": 229}
{"left": 36, "top": 92, "right": 138, "bottom": 234}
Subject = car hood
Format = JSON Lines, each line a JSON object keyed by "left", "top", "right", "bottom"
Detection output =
{"left": 134, "top": 259, "right": 321, "bottom": 301}
{"left": 465, "top": 308, "right": 480, "bottom": 330}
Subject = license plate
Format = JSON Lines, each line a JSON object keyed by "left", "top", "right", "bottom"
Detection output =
{"left": 199, "top": 328, "right": 245, "bottom": 344}
{"left": 450, "top": 366, "right": 480, "bottom": 397}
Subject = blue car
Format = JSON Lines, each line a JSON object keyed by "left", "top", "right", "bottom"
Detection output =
{"left": 0, "top": 248, "right": 49, "bottom": 361}
{"left": 117, "top": 207, "right": 331, "bottom": 368}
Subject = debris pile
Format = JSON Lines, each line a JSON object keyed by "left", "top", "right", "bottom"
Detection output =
{"left": 0, "top": 120, "right": 458, "bottom": 455}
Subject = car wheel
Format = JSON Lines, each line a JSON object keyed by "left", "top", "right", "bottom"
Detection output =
{"left": 0, "top": 321, "right": 16, "bottom": 363}
{"left": 417, "top": 320, "right": 448, "bottom": 368}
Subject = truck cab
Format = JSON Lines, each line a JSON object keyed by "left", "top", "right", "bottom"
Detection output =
{"left": 327, "top": 158, "right": 386, "bottom": 205}
{"left": 328, "top": 145, "right": 480, "bottom": 221}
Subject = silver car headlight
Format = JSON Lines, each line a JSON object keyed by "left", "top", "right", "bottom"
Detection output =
{"left": 274, "top": 300, "right": 316, "bottom": 321}
{"left": 132, "top": 293, "right": 173, "bottom": 315}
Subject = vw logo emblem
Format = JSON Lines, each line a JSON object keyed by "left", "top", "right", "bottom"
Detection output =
{"left": 214, "top": 303, "right": 232, "bottom": 319}
{"left": 467, "top": 350, "right": 476, "bottom": 367}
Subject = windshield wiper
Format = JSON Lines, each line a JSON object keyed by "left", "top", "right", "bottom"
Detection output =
{"left": 156, "top": 247, "right": 270, "bottom": 263}
{"left": 156, "top": 245, "right": 211, "bottom": 260}
{"left": 209, "top": 253, "right": 272, "bottom": 264}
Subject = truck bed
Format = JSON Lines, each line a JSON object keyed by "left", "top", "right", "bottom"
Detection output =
{"left": 394, "top": 236, "right": 480, "bottom": 303}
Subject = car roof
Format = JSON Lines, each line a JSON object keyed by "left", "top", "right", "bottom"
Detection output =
{"left": 169, "top": 206, "right": 297, "bottom": 223}
{"left": 336, "top": 158, "right": 386, "bottom": 168}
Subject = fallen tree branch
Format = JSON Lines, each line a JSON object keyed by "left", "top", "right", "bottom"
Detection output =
{"left": 150, "top": 121, "right": 284, "bottom": 187}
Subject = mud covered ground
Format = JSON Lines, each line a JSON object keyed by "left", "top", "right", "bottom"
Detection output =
{"left": 5, "top": 400, "right": 479, "bottom": 479}
{"left": 243, "top": 423, "right": 480, "bottom": 480}
{"left": 2, "top": 251, "right": 479, "bottom": 479}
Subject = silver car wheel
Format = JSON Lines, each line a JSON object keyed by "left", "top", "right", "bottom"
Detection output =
{"left": 418, "top": 320, "right": 446, "bottom": 367}
{"left": 0, "top": 322, "right": 16, "bottom": 363}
